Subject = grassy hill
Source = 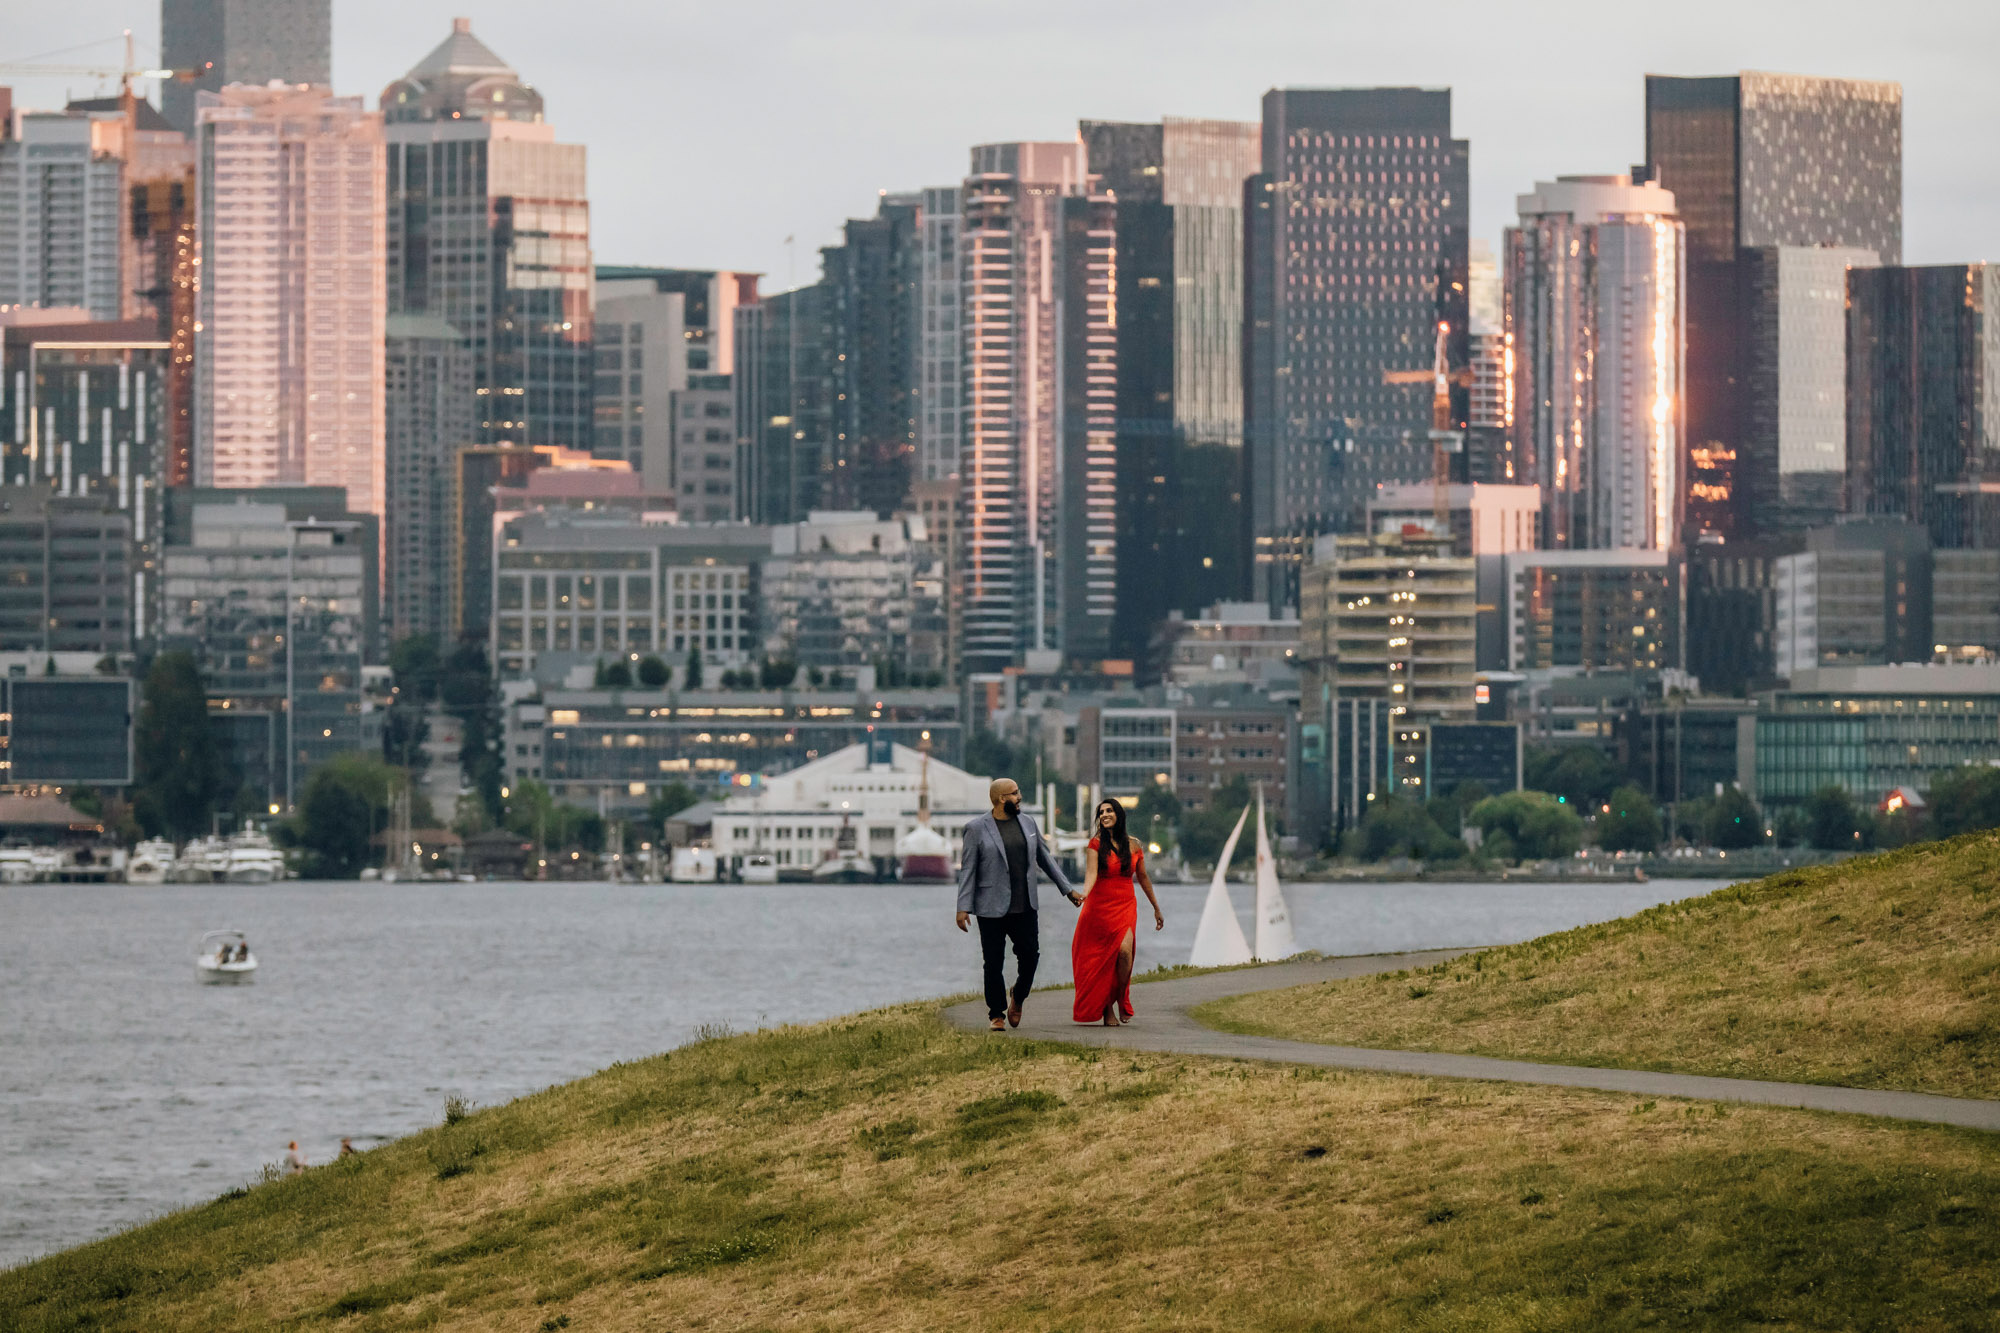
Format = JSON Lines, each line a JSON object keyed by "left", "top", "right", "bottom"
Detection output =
{"left": 1203, "top": 831, "right": 2000, "bottom": 1099}
{"left": 6, "top": 995, "right": 2000, "bottom": 1330}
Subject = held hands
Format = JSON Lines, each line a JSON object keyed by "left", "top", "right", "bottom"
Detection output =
{"left": 1067, "top": 889, "right": 1083, "bottom": 908}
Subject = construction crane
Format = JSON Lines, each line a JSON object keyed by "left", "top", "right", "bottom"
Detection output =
{"left": 0, "top": 31, "right": 202, "bottom": 117}
{"left": 1381, "top": 320, "right": 1467, "bottom": 526}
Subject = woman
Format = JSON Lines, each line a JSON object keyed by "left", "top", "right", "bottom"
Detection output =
{"left": 1071, "top": 798, "right": 1164, "bottom": 1025}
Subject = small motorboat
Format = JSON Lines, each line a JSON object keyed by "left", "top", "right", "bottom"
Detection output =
{"left": 811, "top": 816, "right": 879, "bottom": 884}
{"left": 739, "top": 851, "right": 778, "bottom": 884}
{"left": 126, "top": 839, "right": 176, "bottom": 885}
{"left": 196, "top": 930, "right": 257, "bottom": 984}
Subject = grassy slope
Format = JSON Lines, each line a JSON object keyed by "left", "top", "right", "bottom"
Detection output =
{"left": 6, "top": 1003, "right": 2000, "bottom": 1331}
{"left": 1203, "top": 832, "right": 2000, "bottom": 1099}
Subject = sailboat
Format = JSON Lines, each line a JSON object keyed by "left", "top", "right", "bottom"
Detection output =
{"left": 1188, "top": 806, "right": 1253, "bottom": 967}
{"left": 1188, "top": 787, "right": 1298, "bottom": 966}
{"left": 1252, "top": 786, "right": 1298, "bottom": 961}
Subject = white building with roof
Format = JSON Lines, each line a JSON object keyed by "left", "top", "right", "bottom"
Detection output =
{"left": 708, "top": 739, "right": 1027, "bottom": 877}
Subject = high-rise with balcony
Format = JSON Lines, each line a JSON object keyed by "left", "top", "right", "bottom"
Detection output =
{"left": 917, "top": 186, "right": 963, "bottom": 485}
{"left": 959, "top": 141, "right": 1117, "bottom": 673}
{"left": 1505, "top": 175, "right": 1685, "bottom": 550}
{"left": 822, "top": 194, "right": 924, "bottom": 517}
{"left": 193, "top": 85, "right": 386, "bottom": 517}
{"left": 161, "top": 0, "right": 333, "bottom": 134}
{"left": 1081, "top": 117, "right": 1259, "bottom": 662}
{"left": 0, "top": 111, "right": 127, "bottom": 320}
{"left": 1644, "top": 72, "right": 1900, "bottom": 539}
{"left": 1244, "top": 88, "right": 1469, "bottom": 610}
{"left": 382, "top": 20, "right": 593, "bottom": 461}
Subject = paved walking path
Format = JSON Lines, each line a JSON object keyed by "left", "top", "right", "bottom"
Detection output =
{"left": 942, "top": 952, "right": 2000, "bottom": 1133}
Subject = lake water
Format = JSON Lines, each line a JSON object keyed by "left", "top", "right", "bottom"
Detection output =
{"left": 0, "top": 875, "right": 1728, "bottom": 1267}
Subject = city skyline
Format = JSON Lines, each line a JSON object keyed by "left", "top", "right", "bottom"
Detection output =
{"left": 6, "top": 0, "right": 1999, "bottom": 287}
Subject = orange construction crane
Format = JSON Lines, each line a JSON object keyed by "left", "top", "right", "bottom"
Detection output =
{"left": 1381, "top": 321, "right": 1466, "bottom": 526}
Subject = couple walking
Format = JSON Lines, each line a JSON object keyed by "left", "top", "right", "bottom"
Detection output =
{"left": 954, "top": 778, "right": 1164, "bottom": 1028}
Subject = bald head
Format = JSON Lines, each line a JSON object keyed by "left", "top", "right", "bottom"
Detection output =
{"left": 989, "top": 778, "right": 1020, "bottom": 817}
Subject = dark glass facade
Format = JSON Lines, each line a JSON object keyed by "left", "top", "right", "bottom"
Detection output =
{"left": 734, "top": 284, "right": 837, "bottom": 526}
{"left": 1847, "top": 265, "right": 2000, "bottom": 550}
{"left": 161, "top": 0, "right": 332, "bottom": 133}
{"left": 1245, "top": 88, "right": 1469, "bottom": 608}
{"left": 821, "top": 197, "right": 923, "bottom": 517}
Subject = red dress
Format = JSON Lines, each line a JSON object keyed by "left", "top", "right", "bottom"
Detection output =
{"left": 1072, "top": 837, "right": 1141, "bottom": 1022}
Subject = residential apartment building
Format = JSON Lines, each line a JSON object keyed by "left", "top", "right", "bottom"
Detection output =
{"left": 592, "top": 266, "right": 758, "bottom": 472}
{"left": 0, "top": 485, "right": 132, "bottom": 655}
{"left": 1505, "top": 548, "right": 1682, "bottom": 673}
{"left": 822, "top": 194, "right": 923, "bottom": 516}
{"left": 760, "top": 510, "right": 940, "bottom": 674}
{"left": 0, "top": 111, "right": 126, "bottom": 319}
{"left": 1245, "top": 87, "right": 1470, "bottom": 607}
{"left": 385, "top": 313, "right": 475, "bottom": 641}
{"left": 1505, "top": 175, "right": 1684, "bottom": 550}
{"left": 916, "top": 185, "right": 963, "bottom": 484}
{"left": 194, "top": 84, "right": 386, "bottom": 516}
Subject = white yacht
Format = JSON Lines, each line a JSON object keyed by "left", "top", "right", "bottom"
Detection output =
{"left": 0, "top": 845, "right": 47, "bottom": 884}
{"left": 739, "top": 851, "right": 778, "bottom": 884}
{"left": 223, "top": 830, "right": 285, "bottom": 884}
{"left": 170, "top": 837, "right": 227, "bottom": 883}
{"left": 196, "top": 930, "right": 257, "bottom": 984}
{"left": 668, "top": 846, "right": 718, "bottom": 883}
{"left": 126, "top": 839, "right": 175, "bottom": 885}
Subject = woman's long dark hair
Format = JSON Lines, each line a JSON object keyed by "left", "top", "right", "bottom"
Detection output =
{"left": 1094, "top": 799, "right": 1132, "bottom": 877}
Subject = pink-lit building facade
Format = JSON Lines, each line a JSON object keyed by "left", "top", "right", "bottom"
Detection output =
{"left": 193, "top": 84, "right": 386, "bottom": 517}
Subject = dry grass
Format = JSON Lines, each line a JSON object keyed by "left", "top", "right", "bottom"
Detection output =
{"left": 1203, "top": 831, "right": 2000, "bottom": 1099}
{"left": 6, "top": 998, "right": 2000, "bottom": 1331}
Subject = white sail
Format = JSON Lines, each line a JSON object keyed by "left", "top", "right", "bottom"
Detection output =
{"left": 1253, "top": 787, "right": 1298, "bottom": 961}
{"left": 1188, "top": 805, "right": 1253, "bottom": 967}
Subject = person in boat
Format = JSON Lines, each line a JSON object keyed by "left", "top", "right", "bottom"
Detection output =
{"left": 1071, "top": 799, "right": 1164, "bottom": 1026}
{"left": 235, "top": 941, "right": 250, "bottom": 963}
{"left": 955, "top": 777, "right": 1078, "bottom": 1032}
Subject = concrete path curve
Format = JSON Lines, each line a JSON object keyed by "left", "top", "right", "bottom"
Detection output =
{"left": 941, "top": 952, "right": 2000, "bottom": 1133}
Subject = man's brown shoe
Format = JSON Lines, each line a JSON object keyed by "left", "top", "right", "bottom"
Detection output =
{"left": 989, "top": 1017, "right": 1006, "bottom": 1032}
{"left": 1007, "top": 1001, "right": 1022, "bottom": 1028}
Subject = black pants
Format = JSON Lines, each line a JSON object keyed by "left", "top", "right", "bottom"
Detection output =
{"left": 977, "top": 910, "right": 1039, "bottom": 1019}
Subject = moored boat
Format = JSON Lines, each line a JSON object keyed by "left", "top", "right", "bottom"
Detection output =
{"left": 222, "top": 830, "right": 284, "bottom": 884}
{"left": 126, "top": 839, "right": 175, "bottom": 885}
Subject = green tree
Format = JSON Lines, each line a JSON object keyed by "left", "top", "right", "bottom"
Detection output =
{"left": 294, "top": 753, "right": 399, "bottom": 878}
{"left": 439, "top": 640, "right": 501, "bottom": 817}
{"left": 1803, "top": 785, "right": 1865, "bottom": 851}
{"left": 1927, "top": 765, "right": 2000, "bottom": 838}
{"left": 1177, "top": 775, "right": 1255, "bottom": 865}
{"left": 388, "top": 634, "right": 442, "bottom": 704}
{"left": 133, "top": 651, "right": 230, "bottom": 838}
{"left": 595, "top": 657, "right": 633, "bottom": 688}
{"left": 1524, "top": 744, "right": 1624, "bottom": 809}
{"left": 806, "top": 665, "right": 824, "bottom": 688}
{"left": 648, "top": 780, "right": 699, "bottom": 839}
{"left": 759, "top": 657, "right": 799, "bottom": 689}
{"left": 1132, "top": 781, "right": 1182, "bottom": 852}
{"left": 1469, "top": 790, "right": 1584, "bottom": 861}
{"left": 636, "top": 654, "right": 670, "bottom": 689}
{"left": 1344, "top": 796, "right": 1459, "bottom": 863}
{"left": 1596, "top": 784, "right": 1663, "bottom": 853}
{"left": 1705, "top": 785, "right": 1765, "bottom": 849}
{"left": 685, "top": 644, "right": 705, "bottom": 690}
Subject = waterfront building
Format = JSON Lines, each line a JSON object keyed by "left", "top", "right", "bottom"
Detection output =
{"left": 0, "top": 111, "right": 126, "bottom": 320}
{"left": 1644, "top": 72, "right": 1901, "bottom": 539}
{"left": 1505, "top": 176, "right": 1684, "bottom": 550}
{"left": 1774, "top": 519, "right": 2000, "bottom": 676}
{"left": 1621, "top": 696, "right": 1759, "bottom": 804}
{"left": 1244, "top": 87, "right": 1470, "bottom": 608}
{"left": 706, "top": 738, "right": 984, "bottom": 877}
{"left": 194, "top": 84, "right": 386, "bottom": 517}
{"left": 385, "top": 314, "right": 475, "bottom": 642}
{"left": 1846, "top": 264, "right": 2000, "bottom": 550}
{"left": 1081, "top": 118, "right": 1260, "bottom": 657}
{"left": 0, "top": 671, "right": 136, "bottom": 787}
{"left": 1752, "top": 663, "right": 2000, "bottom": 810}
{"left": 160, "top": 492, "right": 374, "bottom": 807}
{"left": 161, "top": 0, "right": 332, "bottom": 133}
{"left": 383, "top": 21, "right": 593, "bottom": 460}
{"left": 1300, "top": 532, "right": 1477, "bottom": 725}
{"left": 1504, "top": 548, "right": 1682, "bottom": 673}
{"left": 957, "top": 140, "right": 1118, "bottom": 673}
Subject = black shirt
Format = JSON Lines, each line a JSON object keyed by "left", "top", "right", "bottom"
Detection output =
{"left": 996, "top": 814, "right": 1030, "bottom": 914}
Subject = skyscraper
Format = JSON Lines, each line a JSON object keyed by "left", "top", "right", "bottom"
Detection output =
{"left": 382, "top": 20, "right": 593, "bottom": 461}
{"left": 1081, "top": 117, "right": 1258, "bottom": 662}
{"left": 734, "top": 282, "right": 836, "bottom": 526}
{"left": 1847, "top": 264, "right": 2000, "bottom": 550}
{"left": 958, "top": 141, "right": 1116, "bottom": 673}
{"left": 1244, "top": 88, "right": 1469, "bottom": 608}
{"left": 1644, "top": 72, "right": 1901, "bottom": 539}
{"left": 160, "top": 0, "right": 333, "bottom": 135}
{"left": 1505, "top": 175, "right": 1685, "bottom": 550}
{"left": 821, "top": 194, "right": 923, "bottom": 517}
{"left": 916, "top": 186, "right": 963, "bottom": 485}
{"left": 193, "top": 84, "right": 386, "bottom": 517}
{"left": 591, "top": 265, "right": 759, "bottom": 468}
{"left": 0, "top": 111, "right": 127, "bottom": 320}
{"left": 385, "top": 314, "right": 475, "bottom": 641}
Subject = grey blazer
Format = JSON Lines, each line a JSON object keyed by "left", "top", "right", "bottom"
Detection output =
{"left": 955, "top": 811, "right": 1074, "bottom": 916}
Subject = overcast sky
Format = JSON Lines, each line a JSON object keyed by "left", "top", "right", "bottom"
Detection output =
{"left": 7, "top": 0, "right": 1997, "bottom": 288}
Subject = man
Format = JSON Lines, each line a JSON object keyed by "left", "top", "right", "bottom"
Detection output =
{"left": 956, "top": 777, "right": 1079, "bottom": 1031}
